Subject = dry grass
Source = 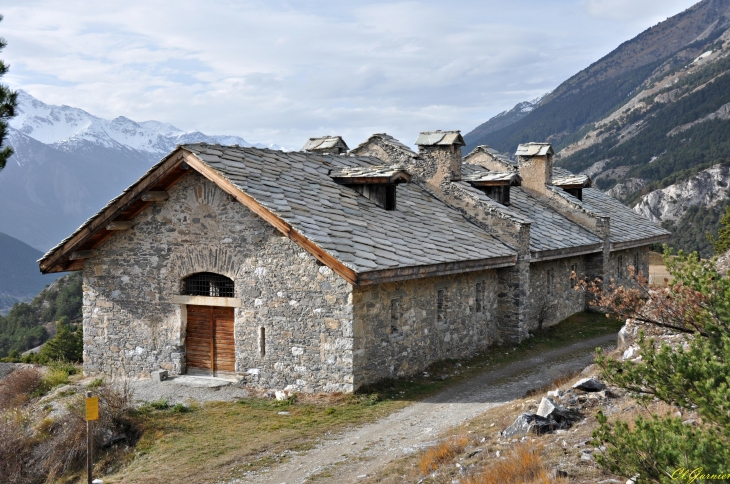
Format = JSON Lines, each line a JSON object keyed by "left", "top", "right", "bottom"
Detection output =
{"left": 464, "top": 442, "right": 568, "bottom": 484}
{"left": 0, "top": 367, "right": 42, "bottom": 409}
{"left": 418, "top": 435, "right": 472, "bottom": 475}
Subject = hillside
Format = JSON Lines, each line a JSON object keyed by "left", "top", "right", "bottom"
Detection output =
{"left": 464, "top": 0, "right": 730, "bottom": 154}
{"left": 0, "top": 232, "right": 62, "bottom": 315}
{"left": 0, "top": 271, "right": 81, "bottom": 358}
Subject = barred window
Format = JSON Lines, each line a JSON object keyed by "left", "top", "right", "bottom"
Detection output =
{"left": 437, "top": 289, "right": 448, "bottom": 322}
{"left": 181, "top": 272, "right": 234, "bottom": 297}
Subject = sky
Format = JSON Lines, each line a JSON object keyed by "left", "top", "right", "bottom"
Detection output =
{"left": 1, "top": 0, "right": 700, "bottom": 149}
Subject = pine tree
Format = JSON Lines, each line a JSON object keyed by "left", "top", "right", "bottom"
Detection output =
{"left": 0, "top": 14, "right": 18, "bottom": 171}
{"left": 39, "top": 317, "right": 83, "bottom": 363}
{"left": 587, "top": 250, "right": 730, "bottom": 481}
{"left": 707, "top": 206, "right": 730, "bottom": 255}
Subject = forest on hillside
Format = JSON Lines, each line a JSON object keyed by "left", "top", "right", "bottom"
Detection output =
{"left": 0, "top": 272, "right": 81, "bottom": 358}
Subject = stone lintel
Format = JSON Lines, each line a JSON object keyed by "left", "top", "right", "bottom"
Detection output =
{"left": 171, "top": 295, "right": 242, "bottom": 307}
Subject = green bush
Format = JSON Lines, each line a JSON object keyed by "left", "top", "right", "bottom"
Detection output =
{"left": 707, "top": 206, "right": 730, "bottom": 255}
{"left": 592, "top": 250, "right": 730, "bottom": 481}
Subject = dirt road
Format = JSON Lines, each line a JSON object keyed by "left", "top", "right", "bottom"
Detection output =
{"left": 242, "top": 333, "right": 616, "bottom": 484}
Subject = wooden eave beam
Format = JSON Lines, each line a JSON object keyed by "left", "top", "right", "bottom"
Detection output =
{"left": 356, "top": 255, "right": 516, "bottom": 286}
{"left": 183, "top": 152, "right": 359, "bottom": 285}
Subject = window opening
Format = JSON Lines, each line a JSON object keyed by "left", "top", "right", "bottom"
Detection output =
{"left": 475, "top": 282, "right": 484, "bottom": 313}
{"left": 570, "top": 264, "right": 577, "bottom": 283}
{"left": 437, "top": 289, "right": 448, "bottom": 322}
{"left": 391, "top": 298, "right": 401, "bottom": 324}
{"left": 182, "top": 272, "right": 234, "bottom": 297}
{"left": 259, "top": 327, "right": 266, "bottom": 357}
{"left": 633, "top": 252, "right": 639, "bottom": 275}
{"left": 546, "top": 269, "right": 554, "bottom": 296}
{"left": 617, "top": 255, "right": 624, "bottom": 279}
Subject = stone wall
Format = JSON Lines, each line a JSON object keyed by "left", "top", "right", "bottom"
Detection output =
{"left": 609, "top": 247, "right": 650, "bottom": 285}
{"left": 82, "top": 171, "right": 354, "bottom": 392}
{"left": 352, "top": 269, "right": 500, "bottom": 387}
{"left": 526, "top": 256, "right": 587, "bottom": 330}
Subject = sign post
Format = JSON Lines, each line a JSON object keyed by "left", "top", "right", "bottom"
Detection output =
{"left": 86, "top": 391, "right": 99, "bottom": 484}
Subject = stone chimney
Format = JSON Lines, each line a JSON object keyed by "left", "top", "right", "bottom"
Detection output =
{"left": 515, "top": 143, "right": 554, "bottom": 193}
{"left": 414, "top": 130, "right": 465, "bottom": 186}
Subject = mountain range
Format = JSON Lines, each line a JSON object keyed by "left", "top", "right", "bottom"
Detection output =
{"left": 465, "top": 0, "right": 730, "bottom": 257}
{"left": 0, "top": 232, "right": 62, "bottom": 315}
{"left": 0, "top": 90, "right": 279, "bottom": 253}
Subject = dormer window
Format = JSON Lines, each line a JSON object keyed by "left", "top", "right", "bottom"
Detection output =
{"left": 331, "top": 166, "right": 410, "bottom": 211}
{"left": 461, "top": 169, "right": 521, "bottom": 206}
{"left": 552, "top": 174, "right": 592, "bottom": 201}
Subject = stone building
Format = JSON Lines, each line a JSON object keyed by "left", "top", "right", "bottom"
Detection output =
{"left": 39, "top": 131, "right": 668, "bottom": 392}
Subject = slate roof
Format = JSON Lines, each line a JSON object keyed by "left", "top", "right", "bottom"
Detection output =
{"left": 186, "top": 145, "right": 516, "bottom": 273}
{"left": 351, "top": 133, "right": 419, "bottom": 158}
{"left": 301, "top": 136, "right": 349, "bottom": 152}
{"left": 551, "top": 166, "right": 669, "bottom": 245}
{"left": 508, "top": 187, "right": 603, "bottom": 255}
{"left": 552, "top": 174, "right": 591, "bottom": 188}
{"left": 516, "top": 143, "right": 553, "bottom": 157}
{"left": 582, "top": 188, "right": 669, "bottom": 245}
{"left": 329, "top": 165, "right": 409, "bottom": 181}
{"left": 461, "top": 164, "right": 520, "bottom": 185}
{"left": 463, "top": 145, "right": 517, "bottom": 167}
{"left": 415, "top": 131, "right": 465, "bottom": 147}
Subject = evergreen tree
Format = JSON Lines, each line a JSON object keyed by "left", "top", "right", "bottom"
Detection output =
{"left": 0, "top": 14, "right": 18, "bottom": 171}
{"left": 587, "top": 250, "right": 730, "bottom": 481}
{"left": 39, "top": 316, "right": 83, "bottom": 363}
{"left": 707, "top": 206, "right": 730, "bottom": 255}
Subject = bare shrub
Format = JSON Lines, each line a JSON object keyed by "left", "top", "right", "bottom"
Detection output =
{"left": 0, "top": 411, "right": 38, "bottom": 484}
{"left": 34, "top": 398, "right": 88, "bottom": 480}
{"left": 464, "top": 441, "right": 568, "bottom": 484}
{"left": 418, "top": 435, "right": 471, "bottom": 475}
{"left": 97, "top": 376, "right": 135, "bottom": 424}
{"left": 0, "top": 367, "right": 42, "bottom": 409}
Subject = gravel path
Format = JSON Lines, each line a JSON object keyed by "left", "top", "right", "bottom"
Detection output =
{"left": 130, "top": 376, "right": 251, "bottom": 405}
{"left": 237, "top": 333, "right": 616, "bottom": 484}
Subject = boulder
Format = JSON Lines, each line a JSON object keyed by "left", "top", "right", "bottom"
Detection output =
{"left": 573, "top": 377, "right": 606, "bottom": 392}
{"left": 536, "top": 397, "right": 573, "bottom": 423}
{"left": 501, "top": 413, "right": 558, "bottom": 438}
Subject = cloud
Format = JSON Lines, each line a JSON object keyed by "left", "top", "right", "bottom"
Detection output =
{"left": 0, "top": 0, "right": 702, "bottom": 149}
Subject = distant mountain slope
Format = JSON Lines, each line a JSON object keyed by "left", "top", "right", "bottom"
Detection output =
{"left": 464, "top": 0, "right": 730, "bottom": 153}
{"left": 463, "top": 97, "right": 545, "bottom": 152}
{"left": 0, "top": 91, "right": 281, "bottom": 252}
{"left": 0, "top": 232, "right": 62, "bottom": 315}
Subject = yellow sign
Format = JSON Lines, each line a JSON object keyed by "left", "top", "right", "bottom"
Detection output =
{"left": 86, "top": 396, "right": 99, "bottom": 421}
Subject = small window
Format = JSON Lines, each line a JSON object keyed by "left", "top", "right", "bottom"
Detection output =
{"left": 570, "top": 264, "right": 577, "bottom": 283}
{"left": 259, "top": 327, "right": 266, "bottom": 357}
{"left": 182, "top": 272, "right": 234, "bottom": 297}
{"left": 437, "top": 289, "right": 448, "bottom": 322}
{"left": 475, "top": 282, "right": 485, "bottom": 313}
{"left": 546, "top": 269, "right": 554, "bottom": 296}
{"left": 617, "top": 255, "right": 624, "bottom": 279}
{"left": 633, "top": 252, "right": 640, "bottom": 275}
{"left": 391, "top": 298, "right": 402, "bottom": 324}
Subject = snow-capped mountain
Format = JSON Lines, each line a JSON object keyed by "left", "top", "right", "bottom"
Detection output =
{"left": 9, "top": 90, "right": 278, "bottom": 162}
{"left": 0, "top": 91, "right": 281, "bottom": 253}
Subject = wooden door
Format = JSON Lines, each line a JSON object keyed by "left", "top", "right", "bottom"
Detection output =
{"left": 185, "top": 305, "right": 235, "bottom": 377}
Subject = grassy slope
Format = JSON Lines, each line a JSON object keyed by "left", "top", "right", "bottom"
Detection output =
{"left": 98, "top": 312, "right": 622, "bottom": 484}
